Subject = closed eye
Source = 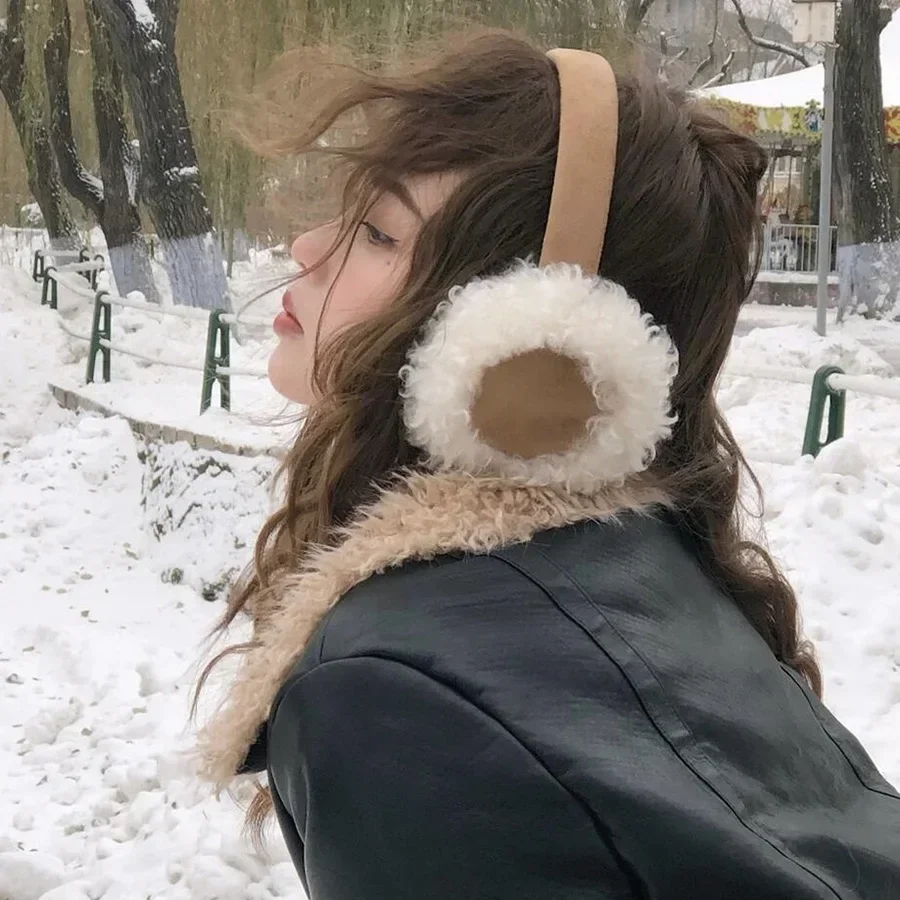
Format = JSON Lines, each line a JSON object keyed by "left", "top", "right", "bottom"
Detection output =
{"left": 360, "top": 221, "right": 398, "bottom": 249}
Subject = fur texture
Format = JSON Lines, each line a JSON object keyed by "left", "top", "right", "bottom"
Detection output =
{"left": 197, "top": 470, "right": 669, "bottom": 786}
{"left": 400, "top": 262, "right": 678, "bottom": 493}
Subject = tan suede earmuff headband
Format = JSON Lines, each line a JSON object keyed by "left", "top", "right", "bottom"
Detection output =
{"left": 540, "top": 49, "right": 619, "bottom": 274}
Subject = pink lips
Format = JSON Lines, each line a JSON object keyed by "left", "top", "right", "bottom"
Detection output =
{"left": 274, "top": 291, "right": 303, "bottom": 337}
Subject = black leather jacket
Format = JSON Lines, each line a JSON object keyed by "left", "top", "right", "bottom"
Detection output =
{"left": 256, "top": 512, "right": 900, "bottom": 899}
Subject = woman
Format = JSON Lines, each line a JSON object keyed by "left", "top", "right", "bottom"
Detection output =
{"left": 198, "top": 32, "right": 900, "bottom": 899}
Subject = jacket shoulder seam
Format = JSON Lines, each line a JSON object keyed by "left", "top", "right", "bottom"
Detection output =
{"left": 491, "top": 545, "right": 845, "bottom": 900}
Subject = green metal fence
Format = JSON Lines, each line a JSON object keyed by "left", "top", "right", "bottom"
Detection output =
{"left": 33, "top": 249, "right": 267, "bottom": 416}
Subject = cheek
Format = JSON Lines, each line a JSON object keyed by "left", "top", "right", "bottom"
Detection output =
{"left": 321, "top": 257, "right": 407, "bottom": 336}
{"left": 267, "top": 338, "right": 312, "bottom": 405}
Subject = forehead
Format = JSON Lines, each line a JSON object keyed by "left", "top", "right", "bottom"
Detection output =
{"left": 409, "top": 172, "right": 461, "bottom": 218}
{"left": 375, "top": 172, "right": 462, "bottom": 223}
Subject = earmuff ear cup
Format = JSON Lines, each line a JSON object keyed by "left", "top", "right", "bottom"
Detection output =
{"left": 400, "top": 261, "right": 678, "bottom": 492}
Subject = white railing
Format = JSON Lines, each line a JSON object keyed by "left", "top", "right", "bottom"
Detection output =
{"left": 723, "top": 362, "right": 900, "bottom": 399}
{"left": 759, "top": 223, "right": 838, "bottom": 274}
{"left": 36, "top": 251, "right": 270, "bottom": 412}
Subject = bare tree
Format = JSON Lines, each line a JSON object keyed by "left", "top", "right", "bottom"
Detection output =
{"left": 687, "top": 0, "right": 722, "bottom": 85}
{"left": 652, "top": 0, "right": 797, "bottom": 86}
{"left": 43, "top": 0, "right": 159, "bottom": 300}
{"left": 92, "top": 0, "right": 229, "bottom": 310}
{"left": 0, "top": 0, "right": 79, "bottom": 249}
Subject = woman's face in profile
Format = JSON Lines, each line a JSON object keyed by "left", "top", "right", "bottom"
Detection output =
{"left": 267, "top": 173, "right": 459, "bottom": 405}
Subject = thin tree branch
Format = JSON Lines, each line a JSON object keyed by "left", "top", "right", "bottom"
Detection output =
{"left": 688, "top": 46, "right": 715, "bottom": 86}
{"left": 729, "top": 0, "right": 811, "bottom": 68}
{"left": 44, "top": 0, "right": 105, "bottom": 213}
{"left": 700, "top": 50, "right": 736, "bottom": 89}
{"left": 688, "top": 0, "right": 721, "bottom": 86}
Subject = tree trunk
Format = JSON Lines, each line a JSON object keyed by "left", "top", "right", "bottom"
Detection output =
{"left": 26, "top": 124, "right": 81, "bottom": 251}
{"left": 86, "top": 0, "right": 160, "bottom": 302}
{"left": 92, "top": 0, "right": 230, "bottom": 311}
{"left": 42, "top": 0, "right": 160, "bottom": 300}
{"left": 0, "top": 0, "right": 79, "bottom": 251}
{"left": 834, "top": 1, "right": 900, "bottom": 318}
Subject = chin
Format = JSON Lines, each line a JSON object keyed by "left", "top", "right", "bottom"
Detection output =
{"left": 268, "top": 343, "right": 312, "bottom": 405}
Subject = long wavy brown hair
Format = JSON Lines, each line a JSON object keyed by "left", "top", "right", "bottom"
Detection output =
{"left": 198, "top": 29, "right": 821, "bottom": 836}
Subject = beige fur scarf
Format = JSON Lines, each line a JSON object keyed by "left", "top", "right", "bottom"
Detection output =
{"left": 196, "top": 470, "right": 667, "bottom": 787}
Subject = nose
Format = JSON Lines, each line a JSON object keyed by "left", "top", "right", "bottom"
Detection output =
{"left": 290, "top": 223, "right": 337, "bottom": 276}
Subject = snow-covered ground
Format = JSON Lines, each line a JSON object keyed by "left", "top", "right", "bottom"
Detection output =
{"left": 2, "top": 254, "right": 900, "bottom": 900}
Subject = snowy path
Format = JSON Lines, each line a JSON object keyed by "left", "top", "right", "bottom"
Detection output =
{"left": 734, "top": 306, "right": 900, "bottom": 373}
{"left": 2, "top": 263, "right": 900, "bottom": 899}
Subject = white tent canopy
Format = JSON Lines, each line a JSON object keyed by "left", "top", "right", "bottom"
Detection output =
{"left": 702, "top": 16, "right": 900, "bottom": 108}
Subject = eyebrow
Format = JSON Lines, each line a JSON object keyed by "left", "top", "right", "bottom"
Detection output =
{"left": 377, "top": 177, "right": 424, "bottom": 222}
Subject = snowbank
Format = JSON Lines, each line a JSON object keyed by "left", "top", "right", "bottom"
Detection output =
{"left": 729, "top": 323, "right": 895, "bottom": 376}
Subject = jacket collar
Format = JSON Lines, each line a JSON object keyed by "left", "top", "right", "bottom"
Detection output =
{"left": 196, "top": 470, "right": 669, "bottom": 787}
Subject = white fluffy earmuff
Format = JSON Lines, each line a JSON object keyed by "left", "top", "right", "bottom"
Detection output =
{"left": 400, "top": 262, "right": 677, "bottom": 492}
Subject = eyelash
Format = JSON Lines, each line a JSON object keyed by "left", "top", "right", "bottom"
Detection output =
{"left": 360, "top": 221, "right": 397, "bottom": 249}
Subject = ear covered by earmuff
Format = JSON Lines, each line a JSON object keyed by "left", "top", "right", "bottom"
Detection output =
{"left": 400, "top": 262, "right": 677, "bottom": 492}
{"left": 400, "top": 49, "right": 678, "bottom": 491}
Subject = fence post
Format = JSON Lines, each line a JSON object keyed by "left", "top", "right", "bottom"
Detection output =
{"left": 90, "top": 254, "right": 104, "bottom": 290}
{"left": 802, "top": 365, "right": 846, "bottom": 457}
{"left": 201, "top": 310, "right": 231, "bottom": 413}
{"left": 78, "top": 248, "right": 91, "bottom": 284}
{"left": 86, "top": 291, "right": 112, "bottom": 384}
{"left": 41, "top": 268, "right": 58, "bottom": 309}
{"left": 32, "top": 250, "right": 44, "bottom": 282}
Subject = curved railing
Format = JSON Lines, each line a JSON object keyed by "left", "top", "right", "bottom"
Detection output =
{"left": 34, "top": 249, "right": 270, "bottom": 414}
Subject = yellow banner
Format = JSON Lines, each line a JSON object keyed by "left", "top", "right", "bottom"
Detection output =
{"left": 705, "top": 97, "right": 900, "bottom": 146}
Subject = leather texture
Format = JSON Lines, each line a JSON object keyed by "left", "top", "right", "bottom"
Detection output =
{"left": 259, "top": 511, "right": 900, "bottom": 899}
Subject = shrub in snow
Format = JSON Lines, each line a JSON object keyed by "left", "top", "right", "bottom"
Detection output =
{"left": 138, "top": 439, "right": 276, "bottom": 603}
